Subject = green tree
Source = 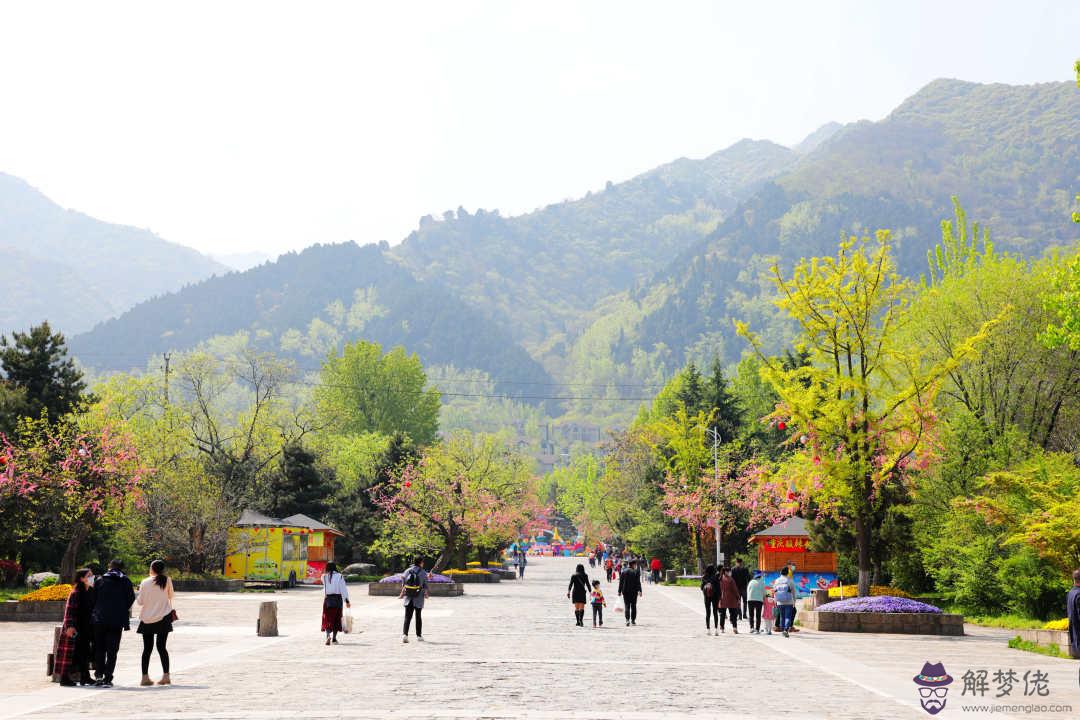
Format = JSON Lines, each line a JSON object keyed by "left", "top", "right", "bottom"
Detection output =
{"left": 738, "top": 231, "right": 998, "bottom": 595}
{"left": 0, "top": 322, "right": 86, "bottom": 424}
{"left": 703, "top": 358, "right": 743, "bottom": 442}
{"left": 316, "top": 341, "right": 441, "bottom": 446}
{"left": 266, "top": 443, "right": 334, "bottom": 520}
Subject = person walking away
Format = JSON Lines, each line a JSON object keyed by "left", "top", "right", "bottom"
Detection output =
{"left": 717, "top": 567, "right": 740, "bottom": 633}
{"left": 762, "top": 587, "right": 775, "bottom": 635}
{"left": 590, "top": 580, "right": 606, "bottom": 627}
{"left": 321, "top": 562, "right": 350, "bottom": 645}
{"left": 1067, "top": 568, "right": 1080, "bottom": 659}
{"left": 567, "top": 564, "right": 591, "bottom": 626}
{"left": 700, "top": 565, "right": 720, "bottom": 635}
{"left": 604, "top": 556, "right": 614, "bottom": 583}
{"left": 399, "top": 557, "right": 429, "bottom": 642}
{"left": 650, "top": 556, "right": 662, "bottom": 585}
{"left": 746, "top": 571, "right": 765, "bottom": 633}
{"left": 136, "top": 560, "right": 175, "bottom": 686}
{"left": 54, "top": 569, "right": 95, "bottom": 686}
{"left": 731, "top": 559, "right": 751, "bottom": 620}
{"left": 91, "top": 559, "right": 135, "bottom": 687}
{"left": 618, "top": 560, "right": 643, "bottom": 626}
{"left": 588, "top": 552, "right": 596, "bottom": 569}
{"left": 517, "top": 551, "right": 527, "bottom": 579}
{"left": 772, "top": 567, "right": 796, "bottom": 637}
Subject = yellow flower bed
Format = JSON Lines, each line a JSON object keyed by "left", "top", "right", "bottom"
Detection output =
{"left": 466, "top": 561, "right": 482, "bottom": 567}
{"left": 441, "top": 568, "right": 495, "bottom": 575}
{"left": 827, "top": 585, "right": 912, "bottom": 599}
{"left": 19, "top": 583, "right": 73, "bottom": 602}
{"left": 1043, "top": 618, "right": 1068, "bottom": 631}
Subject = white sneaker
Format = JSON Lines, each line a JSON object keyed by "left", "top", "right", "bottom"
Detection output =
{"left": 402, "top": 634, "right": 409, "bottom": 643}
{"left": 417, "top": 636, "right": 424, "bottom": 642}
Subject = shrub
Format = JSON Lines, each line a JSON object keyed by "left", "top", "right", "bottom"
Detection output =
{"left": 38, "top": 576, "right": 58, "bottom": 588}
{"left": 0, "top": 560, "right": 21, "bottom": 586}
{"left": 19, "top": 583, "right": 73, "bottom": 602}
{"left": 828, "top": 585, "right": 912, "bottom": 599}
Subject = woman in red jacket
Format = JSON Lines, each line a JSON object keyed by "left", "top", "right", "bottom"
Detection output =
{"left": 717, "top": 566, "right": 741, "bottom": 634}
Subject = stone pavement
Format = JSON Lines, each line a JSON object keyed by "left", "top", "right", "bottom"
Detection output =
{"left": 0, "top": 557, "right": 1077, "bottom": 719}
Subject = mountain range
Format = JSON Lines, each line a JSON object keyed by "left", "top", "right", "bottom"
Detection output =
{"left": 14, "top": 78, "right": 1080, "bottom": 427}
{"left": 0, "top": 173, "right": 226, "bottom": 334}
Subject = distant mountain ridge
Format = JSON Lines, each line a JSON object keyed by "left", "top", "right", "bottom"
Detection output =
{"left": 0, "top": 173, "right": 227, "bottom": 335}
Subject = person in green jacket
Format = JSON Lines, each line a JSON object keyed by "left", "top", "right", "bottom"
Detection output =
{"left": 745, "top": 571, "right": 766, "bottom": 633}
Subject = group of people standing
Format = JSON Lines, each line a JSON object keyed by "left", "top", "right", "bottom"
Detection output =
{"left": 700, "top": 561, "right": 797, "bottom": 637}
{"left": 568, "top": 559, "right": 644, "bottom": 627}
{"left": 54, "top": 559, "right": 176, "bottom": 688}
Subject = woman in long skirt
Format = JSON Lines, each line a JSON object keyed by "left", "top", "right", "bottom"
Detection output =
{"left": 55, "top": 569, "right": 95, "bottom": 686}
{"left": 321, "top": 562, "right": 350, "bottom": 645}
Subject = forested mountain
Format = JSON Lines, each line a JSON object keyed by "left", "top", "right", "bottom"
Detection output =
{"left": 390, "top": 139, "right": 798, "bottom": 354}
{"left": 592, "top": 79, "right": 1080, "bottom": 383}
{"left": 70, "top": 242, "right": 553, "bottom": 397}
{"left": 0, "top": 173, "right": 226, "bottom": 335}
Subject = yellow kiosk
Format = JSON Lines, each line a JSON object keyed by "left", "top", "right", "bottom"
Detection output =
{"left": 224, "top": 509, "right": 343, "bottom": 586}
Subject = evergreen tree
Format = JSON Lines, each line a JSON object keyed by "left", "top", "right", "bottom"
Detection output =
{"left": 0, "top": 322, "right": 86, "bottom": 424}
{"left": 266, "top": 443, "right": 334, "bottom": 520}
{"left": 675, "top": 362, "right": 705, "bottom": 415}
{"left": 703, "top": 359, "right": 743, "bottom": 441}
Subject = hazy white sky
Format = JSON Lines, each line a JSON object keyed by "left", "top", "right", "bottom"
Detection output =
{"left": 1, "top": 1, "right": 1077, "bottom": 256}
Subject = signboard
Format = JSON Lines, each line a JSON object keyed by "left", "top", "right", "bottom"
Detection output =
{"left": 761, "top": 536, "right": 809, "bottom": 552}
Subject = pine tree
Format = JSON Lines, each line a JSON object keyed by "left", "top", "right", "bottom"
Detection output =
{"left": 703, "top": 359, "right": 743, "bottom": 441}
{"left": 0, "top": 322, "right": 86, "bottom": 424}
{"left": 675, "top": 362, "right": 705, "bottom": 415}
{"left": 266, "top": 443, "right": 334, "bottom": 520}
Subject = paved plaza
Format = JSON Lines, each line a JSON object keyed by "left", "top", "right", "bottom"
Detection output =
{"left": 1, "top": 557, "right": 1077, "bottom": 719}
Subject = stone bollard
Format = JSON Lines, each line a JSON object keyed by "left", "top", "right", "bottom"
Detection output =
{"left": 257, "top": 601, "right": 278, "bottom": 637}
{"left": 664, "top": 569, "right": 677, "bottom": 584}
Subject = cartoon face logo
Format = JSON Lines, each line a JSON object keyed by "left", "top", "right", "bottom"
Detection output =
{"left": 913, "top": 662, "right": 953, "bottom": 715}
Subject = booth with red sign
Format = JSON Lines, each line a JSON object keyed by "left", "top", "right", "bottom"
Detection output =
{"left": 749, "top": 516, "right": 838, "bottom": 594}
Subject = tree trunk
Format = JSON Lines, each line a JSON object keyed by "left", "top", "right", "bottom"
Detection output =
{"left": 478, "top": 548, "right": 490, "bottom": 568}
{"left": 59, "top": 526, "right": 90, "bottom": 583}
{"left": 855, "top": 514, "right": 872, "bottom": 597}
{"left": 692, "top": 528, "right": 704, "bottom": 574}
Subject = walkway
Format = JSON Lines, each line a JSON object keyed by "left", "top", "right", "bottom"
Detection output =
{"left": 0, "top": 557, "right": 1076, "bottom": 719}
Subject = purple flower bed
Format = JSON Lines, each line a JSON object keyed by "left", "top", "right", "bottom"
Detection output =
{"left": 378, "top": 573, "right": 452, "bottom": 584}
{"left": 819, "top": 596, "right": 942, "bottom": 614}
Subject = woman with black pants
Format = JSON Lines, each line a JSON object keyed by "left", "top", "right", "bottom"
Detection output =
{"left": 700, "top": 565, "right": 720, "bottom": 635}
{"left": 567, "top": 564, "right": 591, "bottom": 626}
{"left": 136, "top": 560, "right": 175, "bottom": 686}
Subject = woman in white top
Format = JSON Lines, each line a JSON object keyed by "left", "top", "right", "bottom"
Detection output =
{"left": 136, "top": 559, "right": 175, "bottom": 686}
{"left": 321, "top": 562, "right": 350, "bottom": 645}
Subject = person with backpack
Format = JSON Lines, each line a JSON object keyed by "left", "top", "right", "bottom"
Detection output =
{"left": 617, "top": 559, "right": 643, "bottom": 626}
{"left": 649, "top": 556, "right": 662, "bottom": 584}
{"left": 700, "top": 565, "right": 720, "bottom": 635}
{"left": 772, "top": 566, "right": 796, "bottom": 637}
{"left": 91, "top": 559, "right": 136, "bottom": 687}
{"left": 398, "top": 557, "right": 429, "bottom": 643}
{"left": 517, "top": 551, "right": 527, "bottom": 579}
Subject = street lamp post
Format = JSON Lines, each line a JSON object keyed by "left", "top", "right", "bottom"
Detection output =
{"left": 706, "top": 427, "right": 722, "bottom": 567}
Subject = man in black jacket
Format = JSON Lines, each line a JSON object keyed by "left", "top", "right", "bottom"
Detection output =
{"left": 91, "top": 559, "right": 136, "bottom": 687}
{"left": 731, "top": 559, "right": 751, "bottom": 620}
{"left": 618, "top": 560, "right": 643, "bottom": 626}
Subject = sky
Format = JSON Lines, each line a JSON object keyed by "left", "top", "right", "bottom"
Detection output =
{"left": 0, "top": 1, "right": 1077, "bottom": 257}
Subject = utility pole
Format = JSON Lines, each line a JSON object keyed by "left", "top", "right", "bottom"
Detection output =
{"left": 162, "top": 352, "right": 172, "bottom": 405}
{"left": 706, "top": 427, "right": 722, "bottom": 567}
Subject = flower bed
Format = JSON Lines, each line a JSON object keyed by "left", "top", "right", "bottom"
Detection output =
{"left": 1043, "top": 618, "right": 1068, "bottom": 631}
{"left": 819, "top": 596, "right": 941, "bottom": 614}
{"left": 379, "top": 572, "right": 452, "bottom": 584}
{"left": 801, "top": 596, "right": 963, "bottom": 635}
{"left": 827, "top": 585, "right": 912, "bottom": 599}
{"left": 368, "top": 581, "right": 463, "bottom": 597}
{"left": 19, "top": 584, "right": 73, "bottom": 602}
{"left": 439, "top": 569, "right": 501, "bottom": 583}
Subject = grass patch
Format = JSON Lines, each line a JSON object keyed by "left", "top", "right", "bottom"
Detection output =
{"left": 662, "top": 578, "right": 701, "bottom": 587}
{"left": 965, "top": 614, "right": 1045, "bottom": 630}
{"left": 1008, "top": 636, "right": 1071, "bottom": 659}
{"left": 0, "top": 588, "right": 25, "bottom": 601}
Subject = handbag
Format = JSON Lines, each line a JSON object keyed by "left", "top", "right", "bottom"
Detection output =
{"left": 343, "top": 609, "right": 354, "bottom": 634}
{"left": 169, "top": 609, "right": 179, "bottom": 622}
